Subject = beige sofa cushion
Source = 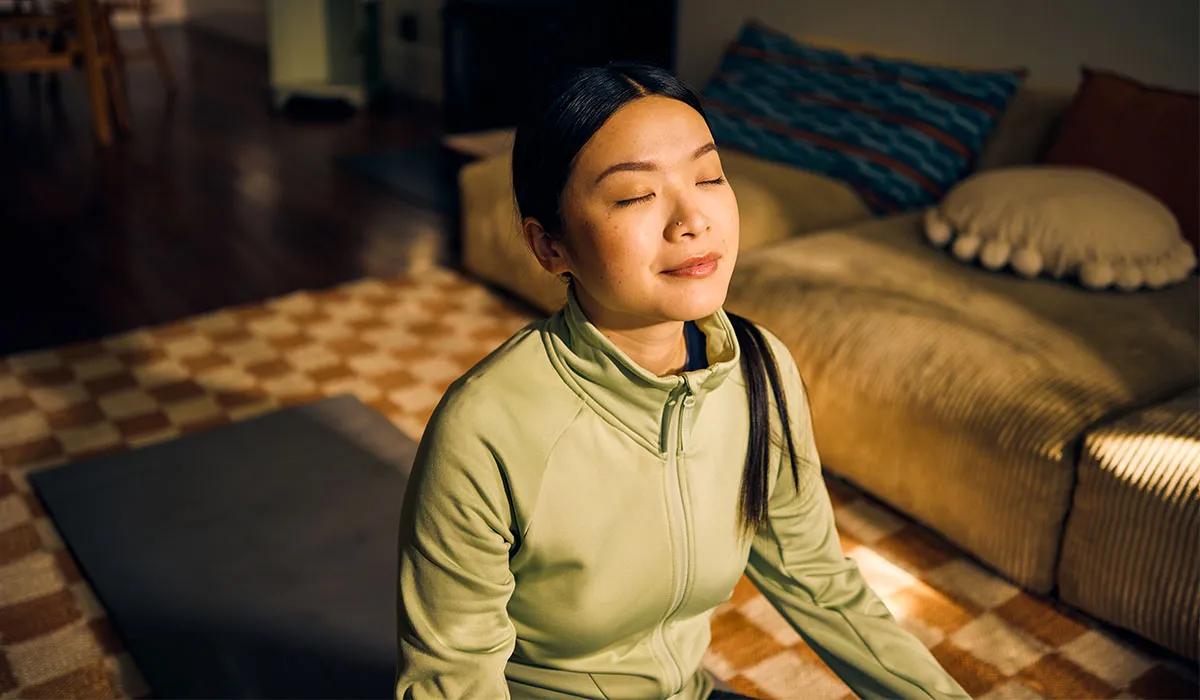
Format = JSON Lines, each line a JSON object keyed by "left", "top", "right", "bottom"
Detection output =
{"left": 925, "top": 166, "right": 1198, "bottom": 290}
{"left": 719, "top": 148, "right": 872, "bottom": 246}
{"left": 1058, "top": 386, "right": 1199, "bottom": 660}
{"left": 724, "top": 209, "right": 1199, "bottom": 592}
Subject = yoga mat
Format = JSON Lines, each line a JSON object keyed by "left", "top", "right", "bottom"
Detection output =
{"left": 29, "top": 394, "right": 417, "bottom": 698}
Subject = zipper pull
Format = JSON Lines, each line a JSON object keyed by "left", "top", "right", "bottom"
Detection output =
{"left": 660, "top": 395, "right": 677, "bottom": 455}
{"left": 677, "top": 388, "right": 694, "bottom": 455}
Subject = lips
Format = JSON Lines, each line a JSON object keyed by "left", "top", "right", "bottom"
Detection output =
{"left": 662, "top": 252, "right": 721, "bottom": 273}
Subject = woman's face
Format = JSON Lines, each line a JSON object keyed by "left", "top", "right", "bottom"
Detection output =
{"left": 549, "top": 95, "right": 739, "bottom": 325}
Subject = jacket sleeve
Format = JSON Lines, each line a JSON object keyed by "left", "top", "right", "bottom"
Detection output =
{"left": 395, "top": 391, "right": 518, "bottom": 699}
{"left": 743, "top": 334, "right": 972, "bottom": 700}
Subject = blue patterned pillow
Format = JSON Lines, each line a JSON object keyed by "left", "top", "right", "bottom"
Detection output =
{"left": 700, "top": 20, "right": 1026, "bottom": 214}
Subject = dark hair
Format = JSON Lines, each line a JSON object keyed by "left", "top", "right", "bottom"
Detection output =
{"left": 510, "top": 60, "right": 805, "bottom": 541}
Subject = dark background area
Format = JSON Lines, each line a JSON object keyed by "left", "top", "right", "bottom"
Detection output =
{"left": 0, "top": 1, "right": 678, "bottom": 356}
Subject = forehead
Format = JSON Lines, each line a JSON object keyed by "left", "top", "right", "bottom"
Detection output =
{"left": 573, "top": 96, "right": 713, "bottom": 176}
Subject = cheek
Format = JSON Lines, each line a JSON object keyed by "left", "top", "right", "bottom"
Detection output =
{"left": 588, "top": 221, "right": 661, "bottom": 280}
{"left": 723, "top": 190, "right": 740, "bottom": 241}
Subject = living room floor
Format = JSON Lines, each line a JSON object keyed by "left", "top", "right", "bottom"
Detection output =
{"left": 0, "top": 24, "right": 475, "bottom": 358}
{"left": 0, "top": 24, "right": 1196, "bottom": 700}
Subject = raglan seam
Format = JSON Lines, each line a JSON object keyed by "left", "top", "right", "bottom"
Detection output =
{"left": 522, "top": 397, "right": 589, "bottom": 545}
{"left": 540, "top": 326, "right": 664, "bottom": 457}
{"left": 577, "top": 390, "right": 663, "bottom": 457}
{"left": 585, "top": 673, "right": 611, "bottom": 699}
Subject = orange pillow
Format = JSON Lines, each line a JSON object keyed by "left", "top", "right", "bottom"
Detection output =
{"left": 1041, "top": 67, "right": 1199, "bottom": 254}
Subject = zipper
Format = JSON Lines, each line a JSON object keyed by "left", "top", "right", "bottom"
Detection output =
{"left": 679, "top": 391, "right": 695, "bottom": 451}
{"left": 656, "top": 379, "right": 695, "bottom": 693}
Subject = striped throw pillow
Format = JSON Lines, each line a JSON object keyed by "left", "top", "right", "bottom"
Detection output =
{"left": 700, "top": 20, "right": 1026, "bottom": 214}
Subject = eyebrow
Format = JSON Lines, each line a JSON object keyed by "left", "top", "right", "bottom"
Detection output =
{"left": 593, "top": 142, "right": 718, "bottom": 186}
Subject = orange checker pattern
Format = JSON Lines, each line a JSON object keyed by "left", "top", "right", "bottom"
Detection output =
{"left": 0, "top": 268, "right": 1196, "bottom": 699}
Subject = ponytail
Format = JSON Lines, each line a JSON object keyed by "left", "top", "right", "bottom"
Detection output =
{"left": 726, "top": 313, "right": 806, "bottom": 541}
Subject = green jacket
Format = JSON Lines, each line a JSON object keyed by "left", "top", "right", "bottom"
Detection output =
{"left": 395, "top": 285, "right": 972, "bottom": 700}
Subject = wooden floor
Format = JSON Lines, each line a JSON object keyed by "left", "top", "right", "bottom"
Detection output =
{"left": 0, "top": 25, "right": 459, "bottom": 356}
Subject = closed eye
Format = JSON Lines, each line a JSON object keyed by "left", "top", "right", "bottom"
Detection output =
{"left": 614, "top": 176, "right": 728, "bottom": 208}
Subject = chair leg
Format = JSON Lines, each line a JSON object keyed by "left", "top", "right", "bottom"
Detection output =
{"left": 75, "top": 0, "right": 113, "bottom": 145}
{"left": 99, "top": 7, "right": 131, "bottom": 133}
{"left": 139, "top": 0, "right": 175, "bottom": 95}
{"left": 105, "top": 5, "right": 127, "bottom": 74}
{"left": 16, "top": 12, "right": 41, "bottom": 97}
{"left": 0, "top": 74, "right": 11, "bottom": 123}
{"left": 104, "top": 61, "right": 132, "bottom": 133}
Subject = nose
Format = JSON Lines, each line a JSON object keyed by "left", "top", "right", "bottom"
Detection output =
{"left": 666, "top": 196, "right": 711, "bottom": 239}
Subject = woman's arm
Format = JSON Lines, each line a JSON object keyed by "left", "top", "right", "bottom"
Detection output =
{"left": 744, "top": 333, "right": 972, "bottom": 700}
{"left": 395, "top": 394, "right": 518, "bottom": 699}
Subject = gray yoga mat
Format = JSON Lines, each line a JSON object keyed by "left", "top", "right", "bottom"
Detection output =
{"left": 28, "top": 394, "right": 417, "bottom": 698}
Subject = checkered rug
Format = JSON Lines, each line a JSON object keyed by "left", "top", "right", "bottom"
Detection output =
{"left": 0, "top": 267, "right": 1196, "bottom": 699}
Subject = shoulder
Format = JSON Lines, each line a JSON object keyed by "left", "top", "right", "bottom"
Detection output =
{"left": 407, "top": 318, "right": 586, "bottom": 534}
{"left": 733, "top": 320, "right": 822, "bottom": 493}
{"left": 732, "top": 316, "right": 803, "bottom": 390}
{"left": 724, "top": 311, "right": 794, "bottom": 368}
{"left": 434, "top": 317, "right": 578, "bottom": 418}
{"left": 416, "top": 317, "right": 584, "bottom": 474}
{"left": 732, "top": 317, "right": 813, "bottom": 423}
{"left": 752, "top": 323, "right": 793, "bottom": 369}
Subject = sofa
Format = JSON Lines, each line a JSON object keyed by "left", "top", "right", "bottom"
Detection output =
{"left": 454, "top": 72, "right": 1199, "bottom": 661}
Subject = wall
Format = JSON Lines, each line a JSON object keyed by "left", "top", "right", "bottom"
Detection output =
{"left": 676, "top": 0, "right": 1199, "bottom": 92}
{"left": 209, "top": 1, "right": 1199, "bottom": 107}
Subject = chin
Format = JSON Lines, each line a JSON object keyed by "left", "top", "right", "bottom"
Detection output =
{"left": 658, "top": 277, "right": 729, "bottom": 320}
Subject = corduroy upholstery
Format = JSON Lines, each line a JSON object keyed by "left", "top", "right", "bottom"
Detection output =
{"left": 722, "top": 209, "right": 1199, "bottom": 595}
{"left": 1057, "top": 387, "right": 1200, "bottom": 659}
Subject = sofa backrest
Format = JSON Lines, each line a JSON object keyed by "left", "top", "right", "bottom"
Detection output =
{"left": 976, "top": 85, "right": 1077, "bottom": 171}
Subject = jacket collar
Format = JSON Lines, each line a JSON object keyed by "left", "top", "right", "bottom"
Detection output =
{"left": 542, "top": 283, "right": 742, "bottom": 455}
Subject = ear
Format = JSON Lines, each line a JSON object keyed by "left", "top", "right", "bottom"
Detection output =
{"left": 522, "top": 217, "right": 573, "bottom": 277}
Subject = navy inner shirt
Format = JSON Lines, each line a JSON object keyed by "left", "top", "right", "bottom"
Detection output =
{"left": 683, "top": 320, "right": 708, "bottom": 371}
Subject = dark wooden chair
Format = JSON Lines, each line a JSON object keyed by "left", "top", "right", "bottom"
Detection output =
{"left": 97, "top": 0, "right": 175, "bottom": 95}
{"left": 0, "top": 0, "right": 130, "bottom": 144}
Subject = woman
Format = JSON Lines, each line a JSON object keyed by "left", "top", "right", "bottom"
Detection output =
{"left": 394, "top": 61, "right": 971, "bottom": 700}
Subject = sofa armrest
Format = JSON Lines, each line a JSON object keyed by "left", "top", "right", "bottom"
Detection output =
{"left": 459, "top": 151, "right": 566, "bottom": 315}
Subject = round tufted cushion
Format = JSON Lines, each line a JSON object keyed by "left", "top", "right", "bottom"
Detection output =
{"left": 924, "top": 166, "right": 1197, "bottom": 291}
